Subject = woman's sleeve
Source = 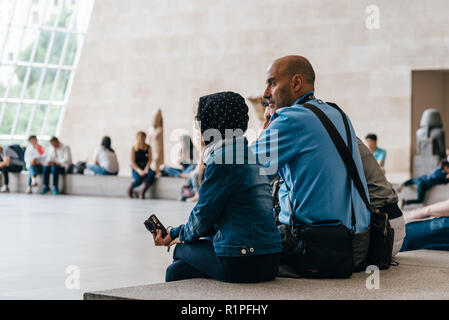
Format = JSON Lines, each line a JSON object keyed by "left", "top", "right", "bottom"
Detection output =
{"left": 169, "top": 163, "right": 231, "bottom": 242}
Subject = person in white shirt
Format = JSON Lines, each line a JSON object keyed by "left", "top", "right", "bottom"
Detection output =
{"left": 41, "top": 136, "right": 72, "bottom": 195}
{"left": 87, "top": 136, "right": 119, "bottom": 175}
{"left": 24, "top": 135, "right": 46, "bottom": 194}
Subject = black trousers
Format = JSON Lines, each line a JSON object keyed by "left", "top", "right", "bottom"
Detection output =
{"left": 166, "top": 240, "right": 280, "bottom": 283}
{"left": 1, "top": 165, "right": 22, "bottom": 185}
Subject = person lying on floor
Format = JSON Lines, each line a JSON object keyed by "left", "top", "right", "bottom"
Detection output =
{"left": 153, "top": 91, "right": 282, "bottom": 283}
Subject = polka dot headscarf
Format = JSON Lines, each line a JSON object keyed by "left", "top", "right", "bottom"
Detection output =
{"left": 196, "top": 91, "right": 249, "bottom": 146}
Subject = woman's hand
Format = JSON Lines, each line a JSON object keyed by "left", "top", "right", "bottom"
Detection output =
{"left": 168, "top": 237, "right": 181, "bottom": 248}
{"left": 153, "top": 229, "right": 173, "bottom": 246}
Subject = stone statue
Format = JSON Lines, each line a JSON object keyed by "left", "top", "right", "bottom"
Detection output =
{"left": 414, "top": 109, "right": 446, "bottom": 176}
{"left": 149, "top": 109, "right": 164, "bottom": 174}
{"left": 247, "top": 96, "right": 267, "bottom": 122}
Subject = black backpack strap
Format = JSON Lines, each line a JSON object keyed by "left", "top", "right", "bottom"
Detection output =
{"left": 327, "top": 102, "right": 356, "bottom": 232}
{"left": 303, "top": 103, "right": 373, "bottom": 214}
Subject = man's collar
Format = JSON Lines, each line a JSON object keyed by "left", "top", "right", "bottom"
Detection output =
{"left": 292, "top": 90, "right": 315, "bottom": 106}
{"left": 268, "top": 90, "right": 315, "bottom": 123}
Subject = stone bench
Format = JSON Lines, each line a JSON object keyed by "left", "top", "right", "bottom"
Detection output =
{"left": 0, "top": 171, "right": 186, "bottom": 200}
{"left": 83, "top": 249, "right": 449, "bottom": 300}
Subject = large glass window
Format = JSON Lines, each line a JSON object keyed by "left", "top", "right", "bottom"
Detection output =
{"left": 0, "top": 0, "right": 94, "bottom": 146}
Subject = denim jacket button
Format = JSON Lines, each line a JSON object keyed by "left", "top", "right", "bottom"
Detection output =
{"left": 249, "top": 248, "right": 255, "bottom": 253}
{"left": 241, "top": 249, "right": 247, "bottom": 255}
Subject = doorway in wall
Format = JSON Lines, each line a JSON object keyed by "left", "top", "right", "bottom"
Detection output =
{"left": 411, "top": 70, "right": 449, "bottom": 176}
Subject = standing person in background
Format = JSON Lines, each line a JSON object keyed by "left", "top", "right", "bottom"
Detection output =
{"left": 128, "top": 131, "right": 156, "bottom": 199}
{"left": 365, "top": 133, "right": 386, "bottom": 168}
{"left": 0, "top": 144, "right": 24, "bottom": 192}
{"left": 24, "top": 135, "right": 46, "bottom": 194}
{"left": 87, "top": 136, "right": 119, "bottom": 175}
{"left": 41, "top": 137, "right": 72, "bottom": 195}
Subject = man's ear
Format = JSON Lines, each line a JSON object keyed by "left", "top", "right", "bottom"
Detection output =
{"left": 291, "top": 74, "right": 303, "bottom": 93}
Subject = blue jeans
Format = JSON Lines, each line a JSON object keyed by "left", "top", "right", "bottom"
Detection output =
{"left": 188, "top": 171, "right": 200, "bottom": 192}
{"left": 131, "top": 169, "right": 156, "bottom": 188}
{"left": 87, "top": 164, "right": 118, "bottom": 176}
{"left": 404, "top": 178, "right": 429, "bottom": 205}
{"left": 43, "top": 165, "right": 65, "bottom": 189}
{"left": 162, "top": 164, "right": 196, "bottom": 177}
{"left": 28, "top": 165, "right": 43, "bottom": 186}
{"left": 166, "top": 240, "right": 280, "bottom": 283}
{"left": 400, "top": 217, "right": 449, "bottom": 251}
{"left": 1, "top": 164, "right": 22, "bottom": 185}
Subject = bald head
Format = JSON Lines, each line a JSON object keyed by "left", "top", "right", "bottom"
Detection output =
{"left": 264, "top": 55, "right": 316, "bottom": 110}
{"left": 273, "top": 55, "right": 315, "bottom": 86}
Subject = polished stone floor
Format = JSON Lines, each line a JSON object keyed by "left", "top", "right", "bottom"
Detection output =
{"left": 0, "top": 193, "right": 194, "bottom": 300}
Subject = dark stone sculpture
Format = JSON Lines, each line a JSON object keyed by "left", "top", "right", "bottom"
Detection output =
{"left": 414, "top": 109, "right": 446, "bottom": 176}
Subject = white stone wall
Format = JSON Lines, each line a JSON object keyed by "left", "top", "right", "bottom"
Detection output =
{"left": 60, "top": 0, "right": 449, "bottom": 180}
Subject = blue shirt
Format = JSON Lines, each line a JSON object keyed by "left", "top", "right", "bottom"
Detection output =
{"left": 170, "top": 137, "right": 282, "bottom": 257}
{"left": 252, "top": 96, "right": 371, "bottom": 233}
{"left": 373, "top": 148, "right": 386, "bottom": 167}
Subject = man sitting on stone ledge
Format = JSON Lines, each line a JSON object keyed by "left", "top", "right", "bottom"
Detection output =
{"left": 252, "top": 55, "right": 371, "bottom": 271}
{"left": 41, "top": 136, "right": 72, "bottom": 195}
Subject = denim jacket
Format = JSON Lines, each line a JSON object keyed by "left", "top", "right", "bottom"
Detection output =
{"left": 170, "top": 137, "right": 282, "bottom": 257}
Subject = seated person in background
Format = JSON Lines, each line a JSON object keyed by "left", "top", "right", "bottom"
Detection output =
{"left": 401, "top": 199, "right": 449, "bottom": 251}
{"left": 128, "top": 131, "right": 156, "bottom": 199}
{"left": 398, "top": 160, "right": 449, "bottom": 206}
{"left": 41, "top": 137, "right": 72, "bottom": 195}
{"left": 24, "top": 135, "right": 46, "bottom": 194}
{"left": 446, "top": 147, "right": 449, "bottom": 162}
{"left": 87, "top": 136, "right": 119, "bottom": 175}
{"left": 0, "top": 144, "right": 24, "bottom": 193}
{"left": 181, "top": 159, "right": 206, "bottom": 203}
{"left": 365, "top": 133, "right": 386, "bottom": 168}
{"left": 153, "top": 91, "right": 282, "bottom": 283}
{"left": 160, "top": 135, "right": 197, "bottom": 178}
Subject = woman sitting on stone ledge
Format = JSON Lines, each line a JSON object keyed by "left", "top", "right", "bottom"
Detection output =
{"left": 127, "top": 131, "right": 156, "bottom": 199}
{"left": 153, "top": 91, "right": 282, "bottom": 283}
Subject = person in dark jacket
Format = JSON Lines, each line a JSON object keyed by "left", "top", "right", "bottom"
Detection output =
{"left": 399, "top": 160, "right": 449, "bottom": 206}
{"left": 153, "top": 91, "right": 282, "bottom": 283}
{"left": 0, "top": 145, "right": 24, "bottom": 192}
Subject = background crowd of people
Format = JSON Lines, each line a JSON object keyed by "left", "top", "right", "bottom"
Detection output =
{"left": 0, "top": 131, "right": 204, "bottom": 201}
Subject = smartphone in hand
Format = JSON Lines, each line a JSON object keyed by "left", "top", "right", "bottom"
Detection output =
{"left": 144, "top": 214, "right": 168, "bottom": 238}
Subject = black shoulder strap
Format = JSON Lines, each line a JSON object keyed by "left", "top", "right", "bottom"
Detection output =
{"left": 303, "top": 103, "right": 373, "bottom": 214}
{"left": 327, "top": 102, "right": 356, "bottom": 231}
